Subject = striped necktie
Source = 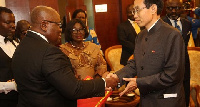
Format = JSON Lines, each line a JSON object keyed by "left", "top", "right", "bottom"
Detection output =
{"left": 174, "top": 20, "right": 182, "bottom": 33}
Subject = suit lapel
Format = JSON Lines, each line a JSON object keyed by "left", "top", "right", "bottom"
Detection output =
{"left": 125, "top": 20, "right": 137, "bottom": 35}
{"left": 180, "top": 18, "right": 187, "bottom": 36}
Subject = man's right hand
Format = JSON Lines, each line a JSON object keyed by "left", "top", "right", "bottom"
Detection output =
{"left": 104, "top": 73, "right": 119, "bottom": 90}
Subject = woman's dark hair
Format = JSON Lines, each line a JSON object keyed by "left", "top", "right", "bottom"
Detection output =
{"left": 65, "top": 19, "right": 89, "bottom": 42}
{"left": 72, "top": 9, "right": 87, "bottom": 19}
{"left": 144, "top": 0, "right": 164, "bottom": 15}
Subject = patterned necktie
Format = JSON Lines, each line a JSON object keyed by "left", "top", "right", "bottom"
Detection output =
{"left": 174, "top": 20, "right": 182, "bottom": 33}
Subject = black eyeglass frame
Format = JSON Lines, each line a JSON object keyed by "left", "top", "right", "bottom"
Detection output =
{"left": 43, "top": 20, "right": 62, "bottom": 28}
{"left": 71, "top": 28, "right": 85, "bottom": 34}
{"left": 166, "top": 6, "right": 182, "bottom": 11}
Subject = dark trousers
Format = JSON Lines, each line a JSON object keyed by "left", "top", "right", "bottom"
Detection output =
{"left": 0, "top": 99, "right": 18, "bottom": 107}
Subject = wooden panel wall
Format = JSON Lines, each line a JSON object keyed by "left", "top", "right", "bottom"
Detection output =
{"left": 29, "top": 0, "right": 59, "bottom": 12}
{"left": 65, "top": 0, "right": 86, "bottom": 23}
{"left": 6, "top": 0, "right": 59, "bottom": 23}
{"left": 93, "top": 0, "right": 121, "bottom": 53}
{"left": 120, "top": 0, "right": 134, "bottom": 22}
{"left": 6, "top": 0, "right": 30, "bottom": 23}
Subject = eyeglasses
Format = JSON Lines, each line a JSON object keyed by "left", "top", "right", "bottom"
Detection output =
{"left": 166, "top": 6, "right": 182, "bottom": 11}
{"left": 133, "top": 7, "right": 147, "bottom": 15}
{"left": 72, "top": 28, "right": 85, "bottom": 34}
{"left": 43, "top": 20, "right": 62, "bottom": 28}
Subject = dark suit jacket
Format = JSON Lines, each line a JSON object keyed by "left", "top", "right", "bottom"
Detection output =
{"left": 162, "top": 16, "right": 191, "bottom": 106}
{"left": 116, "top": 19, "right": 186, "bottom": 107}
{"left": 117, "top": 20, "right": 138, "bottom": 65}
{"left": 12, "top": 31, "right": 105, "bottom": 107}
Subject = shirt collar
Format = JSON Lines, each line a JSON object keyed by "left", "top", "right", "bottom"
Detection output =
{"left": 168, "top": 16, "right": 181, "bottom": 21}
{"left": 0, "top": 35, "right": 6, "bottom": 44}
{"left": 28, "top": 30, "right": 48, "bottom": 42}
{"left": 147, "top": 19, "right": 160, "bottom": 32}
{"left": 128, "top": 19, "right": 134, "bottom": 23}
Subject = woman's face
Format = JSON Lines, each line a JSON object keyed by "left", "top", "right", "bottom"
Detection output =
{"left": 75, "top": 12, "right": 86, "bottom": 25}
{"left": 71, "top": 23, "right": 85, "bottom": 42}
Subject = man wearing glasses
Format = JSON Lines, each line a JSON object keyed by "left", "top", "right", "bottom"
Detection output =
{"left": 107, "top": 0, "right": 186, "bottom": 106}
{"left": 162, "top": 0, "right": 191, "bottom": 106}
{"left": 12, "top": 6, "right": 118, "bottom": 107}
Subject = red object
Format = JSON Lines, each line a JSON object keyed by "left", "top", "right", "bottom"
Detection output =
{"left": 77, "top": 76, "right": 112, "bottom": 107}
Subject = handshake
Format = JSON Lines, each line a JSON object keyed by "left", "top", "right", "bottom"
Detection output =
{"left": 103, "top": 73, "right": 137, "bottom": 96}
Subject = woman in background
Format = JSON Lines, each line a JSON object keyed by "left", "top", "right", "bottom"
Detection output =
{"left": 60, "top": 19, "right": 107, "bottom": 80}
{"left": 72, "top": 9, "right": 102, "bottom": 49}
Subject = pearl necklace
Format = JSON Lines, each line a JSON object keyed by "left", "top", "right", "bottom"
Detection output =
{"left": 70, "top": 41, "right": 85, "bottom": 50}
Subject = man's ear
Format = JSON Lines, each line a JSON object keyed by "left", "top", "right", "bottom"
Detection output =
{"left": 151, "top": 4, "right": 157, "bottom": 14}
{"left": 40, "top": 21, "right": 47, "bottom": 32}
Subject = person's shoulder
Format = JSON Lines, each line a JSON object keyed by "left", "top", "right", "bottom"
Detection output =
{"left": 60, "top": 42, "right": 71, "bottom": 52}
{"left": 85, "top": 42, "right": 100, "bottom": 52}
{"left": 160, "top": 20, "right": 180, "bottom": 35}
{"left": 181, "top": 17, "right": 191, "bottom": 24}
{"left": 118, "top": 20, "right": 130, "bottom": 26}
{"left": 161, "top": 15, "right": 168, "bottom": 21}
{"left": 195, "top": 7, "right": 200, "bottom": 16}
{"left": 87, "top": 42, "right": 99, "bottom": 48}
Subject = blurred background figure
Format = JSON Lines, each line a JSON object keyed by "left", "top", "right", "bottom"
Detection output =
{"left": 162, "top": 0, "right": 191, "bottom": 106}
{"left": 60, "top": 19, "right": 108, "bottom": 80}
{"left": 0, "top": 6, "right": 18, "bottom": 107}
{"left": 72, "top": 9, "right": 102, "bottom": 51}
{"left": 117, "top": 4, "right": 141, "bottom": 66}
{"left": 182, "top": 2, "right": 200, "bottom": 46}
{"left": 15, "top": 20, "right": 30, "bottom": 43}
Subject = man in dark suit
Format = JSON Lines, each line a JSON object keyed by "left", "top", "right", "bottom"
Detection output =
{"left": 0, "top": 7, "right": 18, "bottom": 107}
{"left": 162, "top": 0, "right": 191, "bottom": 106}
{"left": 107, "top": 0, "right": 186, "bottom": 106}
{"left": 12, "top": 6, "right": 118, "bottom": 107}
{"left": 117, "top": 4, "right": 140, "bottom": 65}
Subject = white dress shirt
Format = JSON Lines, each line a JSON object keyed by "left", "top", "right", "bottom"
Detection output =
{"left": 0, "top": 35, "right": 18, "bottom": 58}
{"left": 0, "top": 35, "right": 18, "bottom": 94}
{"left": 168, "top": 17, "right": 182, "bottom": 31}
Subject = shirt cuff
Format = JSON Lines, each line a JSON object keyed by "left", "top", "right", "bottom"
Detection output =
{"left": 0, "top": 82, "right": 17, "bottom": 94}
{"left": 102, "top": 78, "right": 106, "bottom": 87}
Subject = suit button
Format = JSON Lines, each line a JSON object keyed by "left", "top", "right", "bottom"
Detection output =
{"left": 145, "top": 38, "right": 148, "bottom": 41}
{"left": 141, "top": 66, "right": 144, "bottom": 70}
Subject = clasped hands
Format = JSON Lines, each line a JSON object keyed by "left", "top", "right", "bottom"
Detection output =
{"left": 0, "top": 79, "right": 17, "bottom": 94}
{"left": 104, "top": 73, "right": 137, "bottom": 96}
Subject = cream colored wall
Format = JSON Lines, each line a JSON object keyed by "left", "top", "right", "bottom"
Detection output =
{"left": 0, "top": 0, "right": 6, "bottom": 7}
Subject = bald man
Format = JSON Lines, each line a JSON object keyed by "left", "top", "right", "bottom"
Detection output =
{"left": 162, "top": 0, "right": 191, "bottom": 106}
{"left": 12, "top": 6, "right": 118, "bottom": 107}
